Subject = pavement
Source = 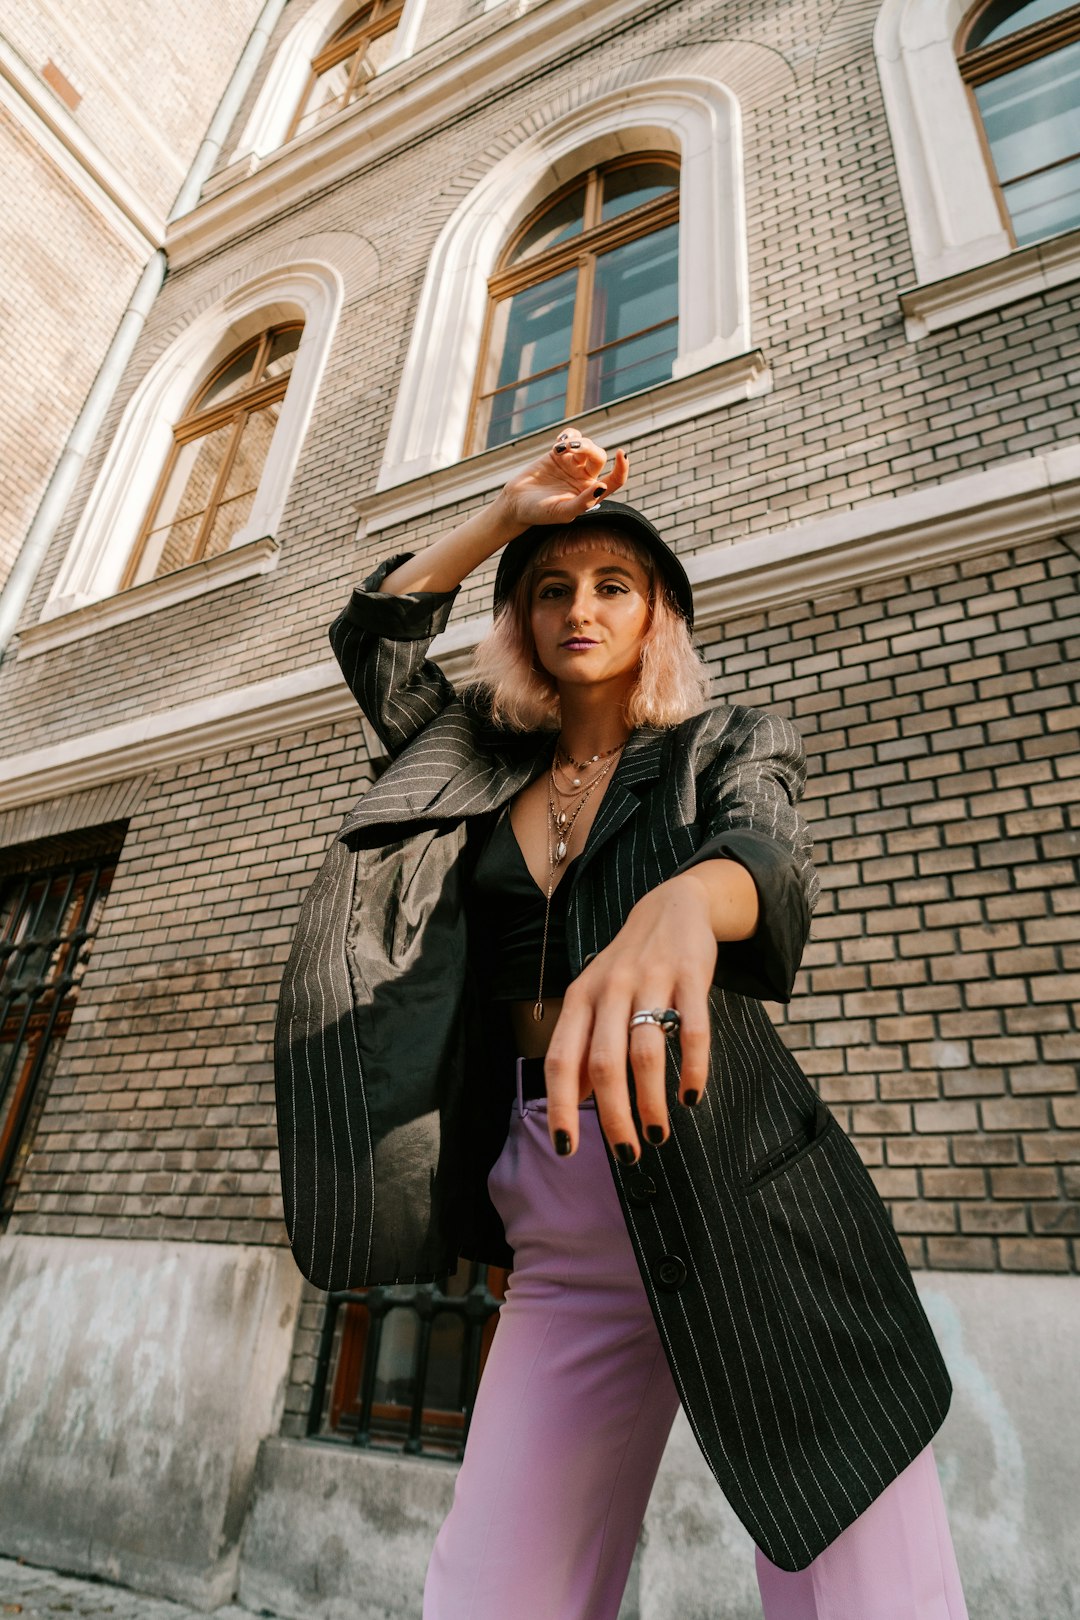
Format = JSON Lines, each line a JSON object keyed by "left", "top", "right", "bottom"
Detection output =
{"left": 0, "top": 1560, "right": 262, "bottom": 1620}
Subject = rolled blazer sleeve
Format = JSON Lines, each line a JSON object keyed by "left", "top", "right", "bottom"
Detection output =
{"left": 673, "top": 710, "right": 820, "bottom": 1004}
{"left": 329, "top": 552, "right": 461, "bottom": 759}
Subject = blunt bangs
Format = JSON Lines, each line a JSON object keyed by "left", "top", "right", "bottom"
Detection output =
{"left": 472, "top": 525, "right": 711, "bottom": 733}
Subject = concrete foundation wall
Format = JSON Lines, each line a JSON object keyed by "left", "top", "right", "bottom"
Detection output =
{"left": 0, "top": 1233, "right": 303, "bottom": 1610}
{"left": 239, "top": 1272, "right": 1079, "bottom": 1620}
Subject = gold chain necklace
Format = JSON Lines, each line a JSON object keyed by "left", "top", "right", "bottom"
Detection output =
{"left": 532, "top": 740, "right": 626, "bottom": 1022}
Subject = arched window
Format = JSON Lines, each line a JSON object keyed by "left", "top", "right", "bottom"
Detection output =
{"left": 958, "top": 0, "right": 1080, "bottom": 246}
{"left": 467, "top": 156, "right": 680, "bottom": 453}
{"left": 121, "top": 325, "right": 302, "bottom": 590}
{"left": 285, "top": 1, "right": 404, "bottom": 142}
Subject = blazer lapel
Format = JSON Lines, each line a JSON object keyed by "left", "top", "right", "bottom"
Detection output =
{"left": 337, "top": 705, "right": 552, "bottom": 841}
{"left": 337, "top": 705, "right": 667, "bottom": 852}
{"left": 571, "top": 726, "right": 667, "bottom": 882}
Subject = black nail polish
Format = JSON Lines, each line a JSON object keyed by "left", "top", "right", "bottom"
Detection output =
{"left": 554, "top": 1129, "right": 573, "bottom": 1156}
{"left": 593, "top": 487, "right": 606, "bottom": 499}
{"left": 682, "top": 1089, "right": 700, "bottom": 1108}
{"left": 554, "top": 444, "right": 567, "bottom": 453}
{"left": 614, "top": 1142, "right": 637, "bottom": 1165}
{"left": 645, "top": 1125, "right": 666, "bottom": 1146}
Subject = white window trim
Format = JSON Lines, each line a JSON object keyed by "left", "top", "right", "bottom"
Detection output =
{"left": 875, "top": 0, "right": 1080, "bottom": 335}
{"left": 38, "top": 260, "right": 343, "bottom": 630}
{"left": 874, "top": 0, "right": 1013, "bottom": 287}
{"left": 226, "top": 0, "right": 429, "bottom": 168}
{"left": 376, "top": 75, "right": 751, "bottom": 491}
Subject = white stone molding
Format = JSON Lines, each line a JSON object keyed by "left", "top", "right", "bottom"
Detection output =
{"left": 227, "top": 0, "right": 429, "bottom": 166}
{"left": 900, "top": 221, "right": 1080, "bottom": 337}
{"left": 874, "top": 0, "right": 1014, "bottom": 286}
{"left": 39, "top": 259, "right": 345, "bottom": 626}
{"left": 3, "top": 443, "right": 1077, "bottom": 811}
{"left": 17, "top": 538, "right": 280, "bottom": 659}
{"left": 377, "top": 75, "right": 750, "bottom": 490}
{"left": 363, "top": 349, "right": 772, "bottom": 535}
{"left": 166, "top": 8, "right": 791, "bottom": 270}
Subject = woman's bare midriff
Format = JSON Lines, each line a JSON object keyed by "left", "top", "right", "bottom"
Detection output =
{"left": 508, "top": 997, "right": 565, "bottom": 1057}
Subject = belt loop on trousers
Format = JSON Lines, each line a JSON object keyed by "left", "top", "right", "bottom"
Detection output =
{"left": 515, "top": 1054, "right": 527, "bottom": 1116}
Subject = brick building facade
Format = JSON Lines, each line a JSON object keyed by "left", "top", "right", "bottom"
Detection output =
{"left": 0, "top": 1, "right": 1077, "bottom": 1616}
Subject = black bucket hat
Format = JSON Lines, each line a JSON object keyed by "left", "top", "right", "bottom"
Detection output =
{"left": 492, "top": 499, "right": 695, "bottom": 630}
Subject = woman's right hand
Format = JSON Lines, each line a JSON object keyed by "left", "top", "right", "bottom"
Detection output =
{"left": 493, "top": 431, "right": 630, "bottom": 531}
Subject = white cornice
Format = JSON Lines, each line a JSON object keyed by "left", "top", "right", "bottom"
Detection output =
{"left": 0, "top": 37, "right": 163, "bottom": 256}
{"left": 166, "top": 0, "right": 672, "bottom": 267}
{"left": 1, "top": 445, "right": 1077, "bottom": 812}
{"left": 900, "top": 226, "right": 1080, "bottom": 339}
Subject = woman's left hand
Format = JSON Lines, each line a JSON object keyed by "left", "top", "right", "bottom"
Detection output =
{"left": 542, "top": 872, "right": 721, "bottom": 1162}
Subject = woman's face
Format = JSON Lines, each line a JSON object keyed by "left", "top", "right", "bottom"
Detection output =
{"left": 528, "top": 546, "right": 652, "bottom": 695}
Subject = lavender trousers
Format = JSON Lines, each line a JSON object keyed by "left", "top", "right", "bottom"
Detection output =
{"left": 423, "top": 1063, "right": 969, "bottom": 1620}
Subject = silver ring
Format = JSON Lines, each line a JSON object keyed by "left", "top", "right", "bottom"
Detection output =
{"left": 628, "top": 1007, "right": 681, "bottom": 1037}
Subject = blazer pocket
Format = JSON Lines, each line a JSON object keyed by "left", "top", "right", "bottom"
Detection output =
{"left": 739, "top": 1096, "right": 834, "bottom": 1194}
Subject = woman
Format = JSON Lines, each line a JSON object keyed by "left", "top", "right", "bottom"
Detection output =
{"left": 274, "top": 431, "right": 969, "bottom": 1619}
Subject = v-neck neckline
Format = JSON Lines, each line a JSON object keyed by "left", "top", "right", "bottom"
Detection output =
{"left": 501, "top": 804, "right": 580, "bottom": 901}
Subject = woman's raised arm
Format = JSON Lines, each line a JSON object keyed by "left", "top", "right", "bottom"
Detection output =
{"left": 377, "top": 432, "right": 629, "bottom": 596}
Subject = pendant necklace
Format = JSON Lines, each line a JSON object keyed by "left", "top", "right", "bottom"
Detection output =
{"left": 532, "top": 737, "right": 627, "bottom": 1022}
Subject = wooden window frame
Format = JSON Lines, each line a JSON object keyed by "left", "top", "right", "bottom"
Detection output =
{"left": 284, "top": 0, "right": 404, "bottom": 144}
{"left": 465, "top": 154, "right": 680, "bottom": 456}
{"left": 120, "top": 324, "right": 303, "bottom": 592}
{"left": 956, "top": 0, "right": 1080, "bottom": 247}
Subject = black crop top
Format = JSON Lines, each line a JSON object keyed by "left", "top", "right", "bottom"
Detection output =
{"left": 469, "top": 804, "right": 581, "bottom": 1001}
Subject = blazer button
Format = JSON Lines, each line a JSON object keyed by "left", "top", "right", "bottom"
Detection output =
{"left": 655, "top": 1254, "right": 688, "bottom": 1292}
{"left": 626, "top": 1175, "right": 657, "bottom": 1208}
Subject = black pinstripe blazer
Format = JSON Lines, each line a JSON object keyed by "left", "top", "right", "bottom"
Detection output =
{"left": 274, "top": 553, "right": 952, "bottom": 1572}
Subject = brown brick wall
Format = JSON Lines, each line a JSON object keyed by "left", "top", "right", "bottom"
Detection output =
{"left": 8, "top": 719, "right": 373, "bottom": 1245}
{"left": 0, "top": 109, "right": 142, "bottom": 594}
{"left": 3, "top": 0, "right": 268, "bottom": 218}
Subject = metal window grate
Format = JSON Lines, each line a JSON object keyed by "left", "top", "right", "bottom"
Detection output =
{"left": 308, "top": 1262, "right": 508, "bottom": 1460}
{"left": 0, "top": 837, "right": 122, "bottom": 1223}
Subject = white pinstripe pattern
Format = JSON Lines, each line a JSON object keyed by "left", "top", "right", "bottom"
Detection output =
{"left": 274, "top": 557, "right": 953, "bottom": 1573}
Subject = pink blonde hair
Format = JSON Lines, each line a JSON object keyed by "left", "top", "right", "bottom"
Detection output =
{"left": 472, "top": 526, "right": 711, "bottom": 732}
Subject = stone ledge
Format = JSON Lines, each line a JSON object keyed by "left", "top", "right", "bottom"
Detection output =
{"left": 900, "top": 225, "right": 1080, "bottom": 339}
{"left": 17, "top": 537, "right": 281, "bottom": 659}
{"left": 363, "top": 350, "right": 773, "bottom": 531}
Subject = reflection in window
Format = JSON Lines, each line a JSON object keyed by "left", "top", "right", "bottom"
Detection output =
{"left": 286, "top": 1, "right": 403, "bottom": 142}
{"left": 959, "top": 0, "right": 1080, "bottom": 246}
{"left": 122, "top": 325, "right": 302, "bottom": 589}
{"left": 470, "top": 157, "right": 680, "bottom": 452}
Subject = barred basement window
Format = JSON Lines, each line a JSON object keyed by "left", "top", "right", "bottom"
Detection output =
{"left": 309, "top": 1262, "right": 508, "bottom": 1458}
{"left": 467, "top": 156, "right": 680, "bottom": 453}
{"left": 958, "top": 0, "right": 1080, "bottom": 246}
{"left": 0, "top": 828, "right": 125, "bottom": 1225}
{"left": 121, "top": 324, "right": 303, "bottom": 589}
{"left": 285, "top": 1, "right": 404, "bottom": 142}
